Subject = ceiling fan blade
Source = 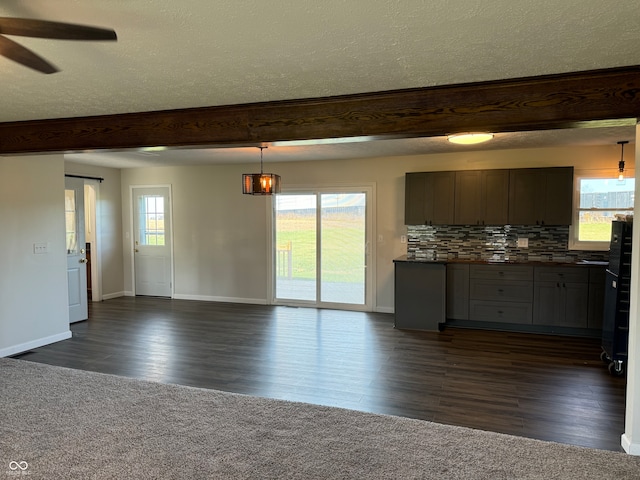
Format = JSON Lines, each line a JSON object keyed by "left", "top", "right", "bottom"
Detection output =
{"left": 0, "top": 34, "right": 58, "bottom": 73}
{"left": 0, "top": 17, "right": 116, "bottom": 41}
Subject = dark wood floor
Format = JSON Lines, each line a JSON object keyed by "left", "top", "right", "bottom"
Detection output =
{"left": 14, "top": 296, "right": 627, "bottom": 451}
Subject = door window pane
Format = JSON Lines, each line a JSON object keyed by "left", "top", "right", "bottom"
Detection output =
{"left": 320, "top": 193, "right": 366, "bottom": 304}
{"left": 65, "top": 189, "right": 78, "bottom": 254}
{"left": 275, "top": 195, "right": 317, "bottom": 301}
{"left": 138, "top": 195, "right": 165, "bottom": 246}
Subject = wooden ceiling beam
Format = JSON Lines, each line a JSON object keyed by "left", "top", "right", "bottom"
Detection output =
{"left": 0, "top": 65, "right": 638, "bottom": 155}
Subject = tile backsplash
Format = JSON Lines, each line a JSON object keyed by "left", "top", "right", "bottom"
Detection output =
{"left": 407, "top": 225, "right": 609, "bottom": 262}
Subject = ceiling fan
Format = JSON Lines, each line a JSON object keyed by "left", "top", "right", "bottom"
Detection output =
{"left": 0, "top": 17, "right": 116, "bottom": 74}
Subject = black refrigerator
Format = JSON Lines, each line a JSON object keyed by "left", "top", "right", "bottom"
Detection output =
{"left": 601, "top": 219, "right": 632, "bottom": 375}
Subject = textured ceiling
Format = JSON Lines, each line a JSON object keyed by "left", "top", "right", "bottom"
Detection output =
{"left": 2, "top": 0, "right": 639, "bottom": 165}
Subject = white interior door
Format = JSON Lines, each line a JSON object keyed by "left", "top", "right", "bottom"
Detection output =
{"left": 65, "top": 177, "right": 88, "bottom": 323}
{"left": 132, "top": 186, "right": 172, "bottom": 297}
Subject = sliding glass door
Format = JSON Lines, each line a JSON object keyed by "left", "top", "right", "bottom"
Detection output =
{"left": 274, "top": 188, "right": 371, "bottom": 310}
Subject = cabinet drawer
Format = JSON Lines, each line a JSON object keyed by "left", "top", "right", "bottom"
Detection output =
{"left": 469, "top": 265, "right": 533, "bottom": 281}
{"left": 534, "top": 267, "right": 588, "bottom": 284}
{"left": 470, "top": 280, "right": 533, "bottom": 302}
{"left": 469, "top": 301, "right": 533, "bottom": 324}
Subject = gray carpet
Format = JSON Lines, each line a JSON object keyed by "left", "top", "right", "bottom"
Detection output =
{"left": 1, "top": 358, "right": 639, "bottom": 479}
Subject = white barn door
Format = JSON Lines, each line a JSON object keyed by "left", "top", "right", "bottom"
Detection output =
{"left": 65, "top": 177, "right": 88, "bottom": 323}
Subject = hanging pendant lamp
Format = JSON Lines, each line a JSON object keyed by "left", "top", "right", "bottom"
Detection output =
{"left": 617, "top": 140, "right": 629, "bottom": 181}
{"left": 242, "top": 146, "right": 281, "bottom": 195}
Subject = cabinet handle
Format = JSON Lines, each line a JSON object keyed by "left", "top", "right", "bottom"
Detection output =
{"left": 497, "top": 289, "right": 504, "bottom": 293}
{"left": 557, "top": 282, "right": 560, "bottom": 287}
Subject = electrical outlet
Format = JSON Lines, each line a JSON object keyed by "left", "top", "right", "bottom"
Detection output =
{"left": 400, "top": 235, "right": 407, "bottom": 244}
{"left": 517, "top": 237, "right": 528, "bottom": 248}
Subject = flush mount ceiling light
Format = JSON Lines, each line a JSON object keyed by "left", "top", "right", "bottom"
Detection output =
{"left": 447, "top": 132, "right": 494, "bottom": 145}
{"left": 242, "top": 146, "right": 281, "bottom": 195}
{"left": 618, "top": 140, "right": 629, "bottom": 181}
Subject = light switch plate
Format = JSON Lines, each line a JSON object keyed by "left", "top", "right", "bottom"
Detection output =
{"left": 33, "top": 242, "right": 49, "bottom": 254}
{"left": 517, "top": 237, "right": 528, "bottom": 248}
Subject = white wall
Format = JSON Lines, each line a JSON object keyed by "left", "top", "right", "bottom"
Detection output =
{"left": 0, "top": 155, "right": 71, "bottom": 356}
{"left": 120, "top": 144, "right": 633, "bottom": 311}
{"left": 623, "top": 124, "right": 640, "bottom": 454}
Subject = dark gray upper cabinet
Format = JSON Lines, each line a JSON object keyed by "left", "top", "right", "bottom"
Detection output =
{"left": 404, "top": 172, "right": 455, "bottom": 225}
{"left": 454, "top": 170, "right": 509, "bottom": 225}
{"left": 508, "top": 167, "right": 573, "bottom": 225}
{"left": 406, "top": 166, "right": 573, "bottom": 226}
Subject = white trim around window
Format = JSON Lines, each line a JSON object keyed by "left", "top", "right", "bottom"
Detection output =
{"left": 569, "top": 169, "right": 634, "bottom": 251}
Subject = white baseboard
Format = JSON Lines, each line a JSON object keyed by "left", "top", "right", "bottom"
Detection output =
{"left": 102, "top": 291, "right": 126, "bottom": 300}
{"left": 621, "top": 433, "right": 640, "bottom": 455}
{"left": 123, "top": 291, "right": 135, "bottom": 297}
{"left": 0, "top": 330, "right": 72, "bottom": 358}
{"left": 375, "top": 306, "right": 394, "bottom": 314}
{"left": 173, "top": 294, "right": 267, "bottom": 305}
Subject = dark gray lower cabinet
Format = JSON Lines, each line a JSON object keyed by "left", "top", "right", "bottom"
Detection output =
{"left": 395, "top": 260, "right": 605, "bottom": 334}
{"left": 533, "top": 267, "right": 589, "bottom": 328}
{"left": 394, "top": 261, "right": 445, "bottom": 331}
{"left": 468, "top": 265, "right": 534, "bottom": 324}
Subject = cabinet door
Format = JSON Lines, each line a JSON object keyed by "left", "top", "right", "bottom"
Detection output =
{"left": 454, "top": 170, "right": 509, "bottom": 225}
{"left": 534, "top": 281, "right": 589, "bottom": 327}
{"left": 446, "top": 264, "right": 469, "bottom": 319}
{"left": 427, "top": 172, "right": 455, "bottom": 225}
{"left": 405, "top": 172, "right": 455, "bottom": 225}
{"left": 405, "top": 173, "right": 426, "bottom": 225}
{"left": 533, "top": 282, "right": 560, "bottom": 325}
{"left": 509, "top": 167, "right": 573, "bottom": 225}
{"left": 454, "top": 171, "right": 482, "bottom": 225}
{"left": 543, "top": 167, "right": 573, "bottom": 225}
{"left": 508, "top": 169, "right": 544, "bottom": 225}
{"left": 482, "top": 170, "right": 509, "bottom": 225}
{"left": 561, "top": 282, "right": 589, "bottom": 328}
{"left": 395, "top": 262, "right": 446, "bottom": 330}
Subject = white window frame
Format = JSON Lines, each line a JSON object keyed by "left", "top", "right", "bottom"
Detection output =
{"left": 569, "top": 169, "right": 634, "bottom": 251}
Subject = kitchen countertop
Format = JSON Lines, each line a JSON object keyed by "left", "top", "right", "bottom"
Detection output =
{"left": 393, "top": 255, "right": 608, "bottom": 267}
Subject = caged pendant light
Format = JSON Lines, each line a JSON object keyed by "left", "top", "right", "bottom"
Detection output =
{"left": 242, "top": 146, "right": 281, "bottom": 195}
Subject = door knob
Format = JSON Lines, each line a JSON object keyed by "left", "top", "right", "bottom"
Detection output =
{"left": 79, "top": 258, "right": 88, "bottom": 264}
{"left": 134, "top": 249, "right": 139, "bottom": 253}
